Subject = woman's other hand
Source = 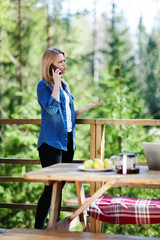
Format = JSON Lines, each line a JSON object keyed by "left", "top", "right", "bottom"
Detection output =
{"left": 75, "top": 101, "right": 104, "bottom": 117}
{"left": 86, "top": 101, "right": 104, "bottom": 111}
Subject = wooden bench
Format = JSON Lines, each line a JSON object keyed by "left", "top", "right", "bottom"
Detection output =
{"left": 1, "top": 228, "right": 160, "bottom": 240}
{"left": 65, "top": 196, "right": 80, "bottom": 206}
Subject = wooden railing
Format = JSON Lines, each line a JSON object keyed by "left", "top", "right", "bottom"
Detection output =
{"left": 0, "top": 118, "right": 160, "bottom": 228}
{"left": 0, "top": 119, "right": 96, "bottom": 213}
{"left": 0, "top": 119, "right": 83, "bottom": 212}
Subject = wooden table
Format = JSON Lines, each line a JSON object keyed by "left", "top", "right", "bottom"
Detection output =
{"left": 24, "top": 163, "right": 160, "bottom": 232}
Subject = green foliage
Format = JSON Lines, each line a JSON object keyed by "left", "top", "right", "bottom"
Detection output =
{"left": 137, "top": 17, "right": 160, "bottom": 119}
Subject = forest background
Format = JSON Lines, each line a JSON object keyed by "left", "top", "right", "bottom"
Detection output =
{"left": 0, "top": 0, "right": 160, "bottom": 237}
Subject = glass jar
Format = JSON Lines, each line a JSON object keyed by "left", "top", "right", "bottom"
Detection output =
{"left": 116, "top": 152, "right": 139, "bottom": 174}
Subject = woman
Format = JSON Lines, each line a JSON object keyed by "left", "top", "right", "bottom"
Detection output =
{"left": 35, "top": 47, "right": 104, "bottom": 229}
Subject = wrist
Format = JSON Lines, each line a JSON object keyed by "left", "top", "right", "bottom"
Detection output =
{"left": 54, "top": 83, "right": 60, "bottom": 87}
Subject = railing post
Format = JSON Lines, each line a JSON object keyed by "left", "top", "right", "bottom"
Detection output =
{"left": 90, "top": 122, "right": 105, "bottom": 161}
{"left": 90, "top": 122, "right": 96, "bottom": 232}
{"left": 95, "top": 123, "right": 105, "bottom": 233}
{"left": 96, "top": 124, "right": 105, "bottom": 160}
{"left": 90, "top": 121, "right": 105, "bottom": 233}
{"left": 90, "top": 124, "right": 96, "bottom": 160}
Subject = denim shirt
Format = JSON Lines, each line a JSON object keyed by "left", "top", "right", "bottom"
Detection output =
{"left": 37, "top": 79, "right": 76, "bottom": 151}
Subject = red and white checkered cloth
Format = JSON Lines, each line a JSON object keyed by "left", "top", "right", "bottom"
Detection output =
{"left": 86, "top": 195, "right": 160, "bottom": 224}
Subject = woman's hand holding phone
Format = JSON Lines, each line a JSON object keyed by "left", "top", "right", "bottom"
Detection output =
{"left": 50, "top": 64, "right": 62, "bottom": 87}
{"left": 50, "top": 65, "right": 62, "bottom": 101}
{"left": 52, "top": 69, "right": 62, "bottom": 87}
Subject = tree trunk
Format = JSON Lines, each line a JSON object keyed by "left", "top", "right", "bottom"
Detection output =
{"left": 92, "top": 0, "right": 99, "bottom": 85}
{"left": 18, "top": 0, "right": 22, "bottom": 105}
{"left": 46, "top": 0, "right": 51, "bottom": 48}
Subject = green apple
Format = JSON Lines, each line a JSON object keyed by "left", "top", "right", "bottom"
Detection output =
{"left": 83, "top": 159, "right": 93, "bottom": 169}
{"left": 93, "top": 159, "right": 104, "bottom": 169}
{"left": 104, "top": 158, "right": 109, "bottom": 168}
{"left": 104, "top": 158, "right": 112, "bottom": 168}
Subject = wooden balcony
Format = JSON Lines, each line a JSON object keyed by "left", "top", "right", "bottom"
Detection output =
{"left": 0, "top": 118, "right": 160, "bottom": 233}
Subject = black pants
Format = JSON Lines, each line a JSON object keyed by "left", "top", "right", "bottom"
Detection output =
{"left": 34, "top": 132, "right": 74, "bottom": 229}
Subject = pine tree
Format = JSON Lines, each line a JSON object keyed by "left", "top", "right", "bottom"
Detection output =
{"left": 145, "top": 35, "right": 160, "bottom": 118}
{"left": 98, "top": 3, "right": 144, "bottom": 155}
{"left": 137, "top": 16, "right": 160, "bottom": 119}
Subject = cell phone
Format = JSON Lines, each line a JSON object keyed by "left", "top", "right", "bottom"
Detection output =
{"left": 49, "top": 64, "right": 61, "bottom": 75}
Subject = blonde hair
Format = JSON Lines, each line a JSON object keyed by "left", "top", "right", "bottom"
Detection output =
{"left": 41, "top": 47, "right": 66, "bottom": 85}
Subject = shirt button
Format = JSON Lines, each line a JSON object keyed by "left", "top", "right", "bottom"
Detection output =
{"left": 50, "top": 106, "right": 52, "bottom": 108}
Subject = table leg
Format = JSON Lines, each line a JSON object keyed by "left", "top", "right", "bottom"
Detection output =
{"left": 56, "top": 181, "right": 90, "bottom": 232}
{"left": 48, "top": 181, "right": 62, "bottom": 229}
{"left": 95, "top": 182, "right": 104, "bottom": 233}
{"left": 69, "top": 181, "right": 115, "bottom": 227}
{"left": 90, "top": 182, "right": 96, "bottom": 233}
{"left": 75, "top": 181, "right": 89, "bottom": 232}
{"left": 90, "top": 182, "right": 104, "bottom": 233}
{"left": 56, "top": 181, "right": 114, "bottom": 232}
